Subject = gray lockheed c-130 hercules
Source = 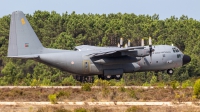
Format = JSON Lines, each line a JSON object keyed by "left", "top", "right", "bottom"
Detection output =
{"left": 8, "top": 11, "right": 191, "bottom": 82}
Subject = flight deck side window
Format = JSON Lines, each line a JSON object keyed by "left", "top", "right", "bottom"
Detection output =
{"left": 176, "top": 49, "right": 180, "bottom": 52}
{"left": 172, "top": 48, "right": 176, "bottom": 53}
{"left": 74, "top": 48, "right": 78, "bottom": 51}
{"left": 177, "top": 54, "right": 181, "bottom": 58}
{"left": 172, "top": 48, "right": 180, "bottom": 53}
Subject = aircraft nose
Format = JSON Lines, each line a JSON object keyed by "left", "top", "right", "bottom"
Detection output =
{"left": 183, "top": 55, "right": 191, "bottom": 65}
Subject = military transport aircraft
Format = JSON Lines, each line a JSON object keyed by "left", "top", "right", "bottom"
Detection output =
{"left": 8, "top": 11, "right": 191, "bottom": 82}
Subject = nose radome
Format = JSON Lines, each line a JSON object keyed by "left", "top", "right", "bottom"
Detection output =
{"left": 183, "top": 55, "right": 191, "bottom": 65}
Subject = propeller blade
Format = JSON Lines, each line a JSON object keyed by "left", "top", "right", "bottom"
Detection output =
{"left": 141, "top": 39, "right": 144, "bottom": 46}
{"left": 149, "top": 37, "right": 154, "bottom": 61}
{"left": 128, "top": 39, "right": 130, "bottom": 47}
{"left": 124, "top": 43, "right": 128, "bottom": 48}
{"left": 149, "top": 37, "right": 152, "bottom": 46}
{"left": 117, "top": 43, "right": 120, "bottom": 48}
{"left": 120, "top": 38, "right": 123, "bottom": 47}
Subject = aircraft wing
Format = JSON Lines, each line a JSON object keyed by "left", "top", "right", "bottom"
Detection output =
{"left": 86, "top": 46, "right": 145, "bottom": 57}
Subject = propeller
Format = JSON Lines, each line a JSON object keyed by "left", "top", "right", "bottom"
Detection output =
{"left": 120, "top": 38, "right": 123, "bottom": 48}
{"left": 141, "top": 39, "right": 144, "bottom": 47}
{"left": 124, "top": 44, "right": 128, "bottom": 48}
{"left": 125, "top": 39, "right": 130, "bottom": 48}
{"left": 117, "top": 38, "right": 131, "bottom": 48}
{"left": 141, "top": 39, "right": 144, "bottom": 62}
{"left": 118, "top": 43, "right": 120, "bottom": 48}
{"left": 148, "top": 37, "right": 154, "bottom": 60}
{"left": 128, "top": 39, "right": 130, "bottom": 47}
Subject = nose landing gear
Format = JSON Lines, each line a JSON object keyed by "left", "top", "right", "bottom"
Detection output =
{"left": 167, "top": 69, "right": 174, "bottom": 75}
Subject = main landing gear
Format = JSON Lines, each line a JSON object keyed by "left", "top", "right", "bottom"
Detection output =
{"left": 75, "top": 75, "right": 94, "bottom": 83}
{"left": 98, "top": 74, "right": 123, "bottom": 80}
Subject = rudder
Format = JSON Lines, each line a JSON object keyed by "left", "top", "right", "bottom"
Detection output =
{"left": 8, "top": 11, "right": 43, "bottom": 57}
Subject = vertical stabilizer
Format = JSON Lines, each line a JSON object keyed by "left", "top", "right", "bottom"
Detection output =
{"left": 8, "top": 11, "right": 43, "bottom": 57}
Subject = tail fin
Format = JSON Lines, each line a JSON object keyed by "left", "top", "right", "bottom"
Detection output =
{"left": 8, "top": 11, "right": 43, "bottom": 57}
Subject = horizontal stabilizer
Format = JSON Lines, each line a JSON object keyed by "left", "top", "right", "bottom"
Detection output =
{"left": 7, "top": 55, "right": 39, "bottom": 59}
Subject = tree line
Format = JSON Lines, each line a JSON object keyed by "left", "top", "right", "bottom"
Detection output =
{"left": 0, "top": 10, "right": 200, "bottom": 85}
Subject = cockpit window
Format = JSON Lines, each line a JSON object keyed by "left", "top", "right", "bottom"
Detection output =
{"left": 172, "top": 48, "right": 175, "bottom": 53}
{"left": 172, "top": 48, "right": 180, "bottom": 53}
{"left": 74, "top": 48, "right": 80, "bottom": 51}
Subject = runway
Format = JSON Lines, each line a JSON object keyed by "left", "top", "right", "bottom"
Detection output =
{"left": 0, "top": 101, "right": 199, "bottom": 106}
{"left": 0, "top": 86, "right": 197, "bottom": 112}
{"left": 0, "top": 86, "right": 189, "bottom": 89}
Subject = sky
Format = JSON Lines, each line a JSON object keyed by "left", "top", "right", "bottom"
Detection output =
{"left": 0, "top": 0, "right": 200, "bottom": 20}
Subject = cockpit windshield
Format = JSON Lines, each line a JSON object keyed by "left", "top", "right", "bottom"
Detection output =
{"left": 172, "top": 47, "right": 180, "bottom": 53}
{"left": 73, "top": 48, "right": 79, "bottom": 51}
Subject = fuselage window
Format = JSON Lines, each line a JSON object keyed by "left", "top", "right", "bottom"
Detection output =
{"left": 85, "top": 62, "right": 88, "bottom": 68}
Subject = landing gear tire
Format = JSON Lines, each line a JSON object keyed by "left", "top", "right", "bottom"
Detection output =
{"left": 98, "top": 74, "right": 123, "bottom": 80}
{"left": 167, "top": 69, "right": 174, "bottom": 75}
{"left": 105, "top": 75, "right": 113, "bottom": 80}
{"left": 115, "top": 74, "right": 122, "bottom": 80}
{"left": 98, "top": 75, "right": 104, "bottom": 80}
{"left": 75, "top": 75, "right": 94, "bottom": 83}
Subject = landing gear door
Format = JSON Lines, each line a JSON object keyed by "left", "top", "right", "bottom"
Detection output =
{"left": 83, "top": 60, "right": 90, "bottom": 74}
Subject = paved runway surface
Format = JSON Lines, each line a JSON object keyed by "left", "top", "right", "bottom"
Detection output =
{"left": 0, "top": 101, "right": 199, "bottom": 106}
{"left": 0, "top": 86, "right": 197, "bottom": 112}
{"left": 0, "top": 86, "right": 188, "bottom": 89}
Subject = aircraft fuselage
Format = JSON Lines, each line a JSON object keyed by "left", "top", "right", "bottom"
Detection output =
{"left": 8, "top": 11, "right": 191, "bottom": 81}
{"left": 38, "top": 45, "right": 187, "bottom": 76}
